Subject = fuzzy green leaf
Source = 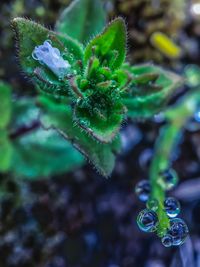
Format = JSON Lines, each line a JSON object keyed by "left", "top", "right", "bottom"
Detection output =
{"left": 74, "top": 103, "right": 124, "bottom": 143}
{"left": 0, "top": 81, "right": 12, "bottom": 129}
{"left": 55, "top": 0, "right": 106, "bottom": 44}
{"left": 122, "top": 64, "right": 182, "bottom": 119}
{"left": 10, "top": 99, "right": 84, "bottom": 179}
{"left": 39, "top": 96, "right": 121, "bottom": 177}
{"left": 84, "top": 18, "right": 126, "bottom": 70}
{"left": 0, "top": 131, "right": 13, "bottom": 172}
{"left": 12, "top": 18, "right": 83, "bottom": 96}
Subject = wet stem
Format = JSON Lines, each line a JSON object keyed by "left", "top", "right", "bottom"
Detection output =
{"left": 149, "top": 88, "right": 200, "bottom": 237}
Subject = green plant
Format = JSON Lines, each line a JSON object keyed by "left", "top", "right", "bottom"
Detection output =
{"left": 10, "top": 0, "right": 187, "bottom": 246}
{"left": 136, "top": 65, "right": 200, "bottom": 246}
{"left": 0, "top": 81, "right": 85, "bottom": 179}
{"left": 12, "top": 0, "right": 181, "bottom": 176}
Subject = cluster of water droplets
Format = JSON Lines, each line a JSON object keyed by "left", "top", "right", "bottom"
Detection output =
{"left": 32, "top": 40, "right": 71, "bottom": 79}
{"left": 161, "top": 218, "right": 189, "bottom": 247}
{"left": 135, "top": 169, "right": 189, "bottom": 247}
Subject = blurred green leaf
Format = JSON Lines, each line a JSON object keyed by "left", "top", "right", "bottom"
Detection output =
{"left": 84, "top": 18, "right": 126, "bottom": 70}
{"left": 55, "top": 0, "right": 106, "bottom": 44}
{"left": 0, "top": 130, "right": 13, "bottom": 172}
{"left": 10, "top": 99, "right": 85, "bottom": 179}
{"left": 122, "top": 64, "right": 182, "bottom": 119}
{"left": 12, "top": 128, "right": 85, "bottom": 179}
{"left": 39, "top": 95, "right": 121, "bottom": 177}
{"left": 0, "top": 81, "right": 12, "bottom": 129}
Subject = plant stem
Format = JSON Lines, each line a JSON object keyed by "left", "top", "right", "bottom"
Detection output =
{"left": 149, "top": 88, "right": 200, "bottom": 237}
{"left": 9, "top": 120, "right": 41, "bottom": 140}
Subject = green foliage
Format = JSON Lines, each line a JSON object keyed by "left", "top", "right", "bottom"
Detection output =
{"left": 0, "top": 81, "right": 13, "bottom": 172}
{"left": 10, "top": 99, "right": 85, "bottom": 179}
{"left": 55, "top": 0, "right": 106, "bottom": 44}
{"left": 12, "top": 17, "right": 83, "bottom": 96}
{"left": 39, "top": 95, "right": 121, "bottom": 177}
{"left": 72, "top": 18, "right": 127, "bottom": 143}
{"left": 12, "top": 127, "right": 84, "bottom": 179}
{"left": 0, "top": 82, "right": 85, "bottom": 179}
{"left": 84, "top": 18, "right": 126, "bottom": 70}
{"left": 13, "top": 17, "right": 129, "bottom": 145}
{"left": 12, "top": 0, "right": 182, "bottom": 176}
{"left": 122, "top": 64, "right": 183, "bottom": 119}
{"left": 0, "top": 130, "right": 13, "bottom": 172}
{"left": 0, "top": 81, "right": 12, "bottom": 129}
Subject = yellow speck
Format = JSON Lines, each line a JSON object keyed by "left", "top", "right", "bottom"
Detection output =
{"left": 150, "top": 32, "right": 182, "bottom": 59}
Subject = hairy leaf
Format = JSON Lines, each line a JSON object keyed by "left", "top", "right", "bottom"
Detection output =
{"left": 12, "top": 18, "right": 83, "bottom": 96}
{"left": 55, "top": 0, "right": 106, "bottom": 44}
{"left": 74, "top": 103, "right": 124, "bottom": 143}
{"left": 84, "top": 18, "right": 126, "bottom": 70}
{"left": 122, "top": 64, "right": 182, "bottom": 119}
{"left": 39, "top": 96, "right": 121, "bottom": 177}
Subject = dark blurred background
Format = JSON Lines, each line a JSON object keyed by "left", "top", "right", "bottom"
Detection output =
{"left": 1, "top": 0, "right": 200, "bottom": 266}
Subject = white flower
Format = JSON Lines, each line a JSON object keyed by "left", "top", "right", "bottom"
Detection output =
{"left": 32, "top": 40, "right": 70, "bottom": 79}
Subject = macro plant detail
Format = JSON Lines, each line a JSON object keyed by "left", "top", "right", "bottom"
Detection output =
{"left": 135, "top": 71, "right": 200, "bottom": 246}
{"left": 2, "top": 0, "right": 198, "bottom": 251}
{"left": 12, "top": 0, "right": 181, "bottom": 179}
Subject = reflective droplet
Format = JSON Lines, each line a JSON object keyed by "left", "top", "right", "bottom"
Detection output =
{"left": 184, "top": 64, "right": 200, "bottom": 87}
{"left": 137, "top": 209, "right": 158, "bottom": 232}
{"left": 80, "top": 119, "right": 90, "bottom": 128}
{"left": 159, "top": 169, "right": 178, "bottom": 190}
{"left": 185, "top": 117, "right": 200, "bottom": 132}
{"left": 168, "top": 218, "right": 189, "bottom": 246}
{"left": 32, "top": 51, "right": 39, "bottom": 60}
{"left": 164, "top": 197, "right": 180, "bottom": 218}
{"left": 161, "top": 234, "right": 173, "bottom": 247}
{"left": 194, "top": 110, "right": 200, "bottom": 123}
{"left": 135, "top": 180, "right": 150, "bottom": 202}
{"left": 147, "top": 199, "right": 159, "bottom": 211}
{"left": 153, "top": 113, "right": 165, "bottom": 123}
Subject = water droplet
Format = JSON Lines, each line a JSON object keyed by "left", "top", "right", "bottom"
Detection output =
{"left": 85, "top": 89, "right": 93, "bottom": 97}
{"left": 135, "top": 180, "right": 150, "bottom": 202}
{"left": 153, "top": 113, "right": 165, "bottom": 123}
{"left": 32, "top": 51, "right": 39, "bottom": 60}
{"left": 137, "top": 209, "right": 158, "bottom": 232}
{"left": 45, "top": 39, "right": 52, "bottom": 45}
{"left": 161, "top": 234, "right": 173, "bottom": 247}
{"left": 164, "top": 197, "right": 180, "bottom": 218}
{"left": 80, "top": 119, "right": 90, "bottom": 128}
{"left": 159, "top": 169, "right": 178, "bottom": 190}
{"left": 147, "top": 199, "right": 159, "bottom": 211}
{"left": 168, "top": 218, "right": 189, "bottom": 246}
{"left": 194, "top": 110, "right": 200, "bottom": 123}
